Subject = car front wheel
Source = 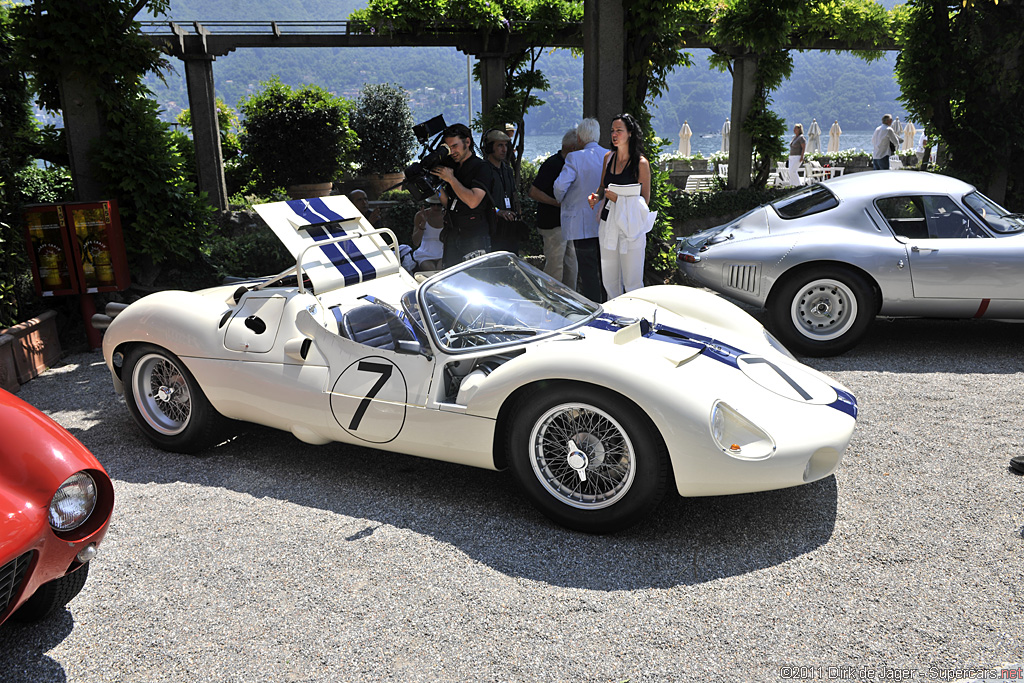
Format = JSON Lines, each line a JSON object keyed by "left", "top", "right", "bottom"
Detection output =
{"left": 508, "top": 385, "right": 670, "bottom": 533}
{"left": 123, "top": 344, "right": 227, "bottom": 453}
{"left": 768, "top": 266, "right": 877, "bottom": 357}
{"left": 13, "top": 563, "right": 89, "bottom": 622}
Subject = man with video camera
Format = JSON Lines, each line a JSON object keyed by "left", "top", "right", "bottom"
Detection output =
{"left": 429, "top": 123, "right": 496, "bottom": 268}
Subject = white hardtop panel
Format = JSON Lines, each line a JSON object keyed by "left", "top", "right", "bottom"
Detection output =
{"left": 254, "top": 196, "right": 400, "bottom": 294}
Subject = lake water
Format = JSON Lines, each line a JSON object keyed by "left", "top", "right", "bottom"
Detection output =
{"left": 519, "top": 129, "right": 924, "bottom": 162}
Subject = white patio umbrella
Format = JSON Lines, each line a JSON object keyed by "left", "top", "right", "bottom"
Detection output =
{"left": 893, "top": 116, "right": 904, "bottom": 141}
{"left": 678, "top": 121, "right": 692, "bottom": 156}
{"left": 827, "top": 120, "right": 842, "bottom": 154}
{"left": 721, "top": 118, "right": 730, "bottom": 154}
{"left": 807, "top": 118, "right": 822, "bottom": 155}
{"left": 902, "top": 121, "right": 917, "bottom": 151}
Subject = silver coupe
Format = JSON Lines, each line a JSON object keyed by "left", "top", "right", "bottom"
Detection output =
{"left": 677, "top": 171, "right": 1024, "bottom": 356}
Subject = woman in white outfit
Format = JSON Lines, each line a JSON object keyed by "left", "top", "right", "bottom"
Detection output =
{"left": 411, "top": 195, "right": 445, "bottom": 272}
{"left": 588, "top": 113, "right": 654, "bottom": 299}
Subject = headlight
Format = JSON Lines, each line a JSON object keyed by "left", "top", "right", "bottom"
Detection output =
{"left": 49, "top": 472, "right": 98, "bottom": 532}
{"left": 710, "top": 401, "right": 776, "bottom": 460}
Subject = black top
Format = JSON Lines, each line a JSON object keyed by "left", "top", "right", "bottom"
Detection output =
{"left": 443, "top": 154, "right": 495, "bottom": 247}
{"left": 604, "top": 153, "right": 639, "bottom": 187}
{"left": 531, "top": 152, "right": 565, "bottom": 230}
{"left": 489, "top": 160, "right": 516, "bottom": 213}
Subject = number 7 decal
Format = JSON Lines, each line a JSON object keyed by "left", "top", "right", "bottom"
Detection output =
{"left": 348, "top": 361, "right": 393, "bottom": 430}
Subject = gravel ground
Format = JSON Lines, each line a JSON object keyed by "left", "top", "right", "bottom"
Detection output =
{"left": 1, "top": 317, "right": 1022, "bottom": 682}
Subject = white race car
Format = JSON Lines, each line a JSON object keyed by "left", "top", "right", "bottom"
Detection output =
{"left": 99, "top": 196, "right": 858, "bottom": 532}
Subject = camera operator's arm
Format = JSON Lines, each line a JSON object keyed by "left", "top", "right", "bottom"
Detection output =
{"left": 432, "top": 166, "right": 485, "bottom": 209}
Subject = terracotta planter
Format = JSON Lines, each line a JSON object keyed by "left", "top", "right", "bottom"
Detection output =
{"left": 0, "top": 334, "right": 19, "bottom": 393}
{"left": 287, "top": 182, "right": 334, "bottom": 200}
{"left": 0, "top": 310, "right": 62, "bottom": 385}
{"left": 363, "top": 172, "right": 406, "bottom": 200}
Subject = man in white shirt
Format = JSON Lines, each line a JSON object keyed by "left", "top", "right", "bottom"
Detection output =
{"left": 871, "top": 114, "right": 902, "bottom": 170}
{"left": 553, "top": 118, "right": 608, "bottom": 302}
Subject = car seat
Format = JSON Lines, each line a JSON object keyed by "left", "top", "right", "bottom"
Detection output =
{"left": 338, "top": 304, "right": 417, "bottom": 351}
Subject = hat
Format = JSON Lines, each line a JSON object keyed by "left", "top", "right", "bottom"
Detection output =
{"left": 484, "top": 129, "right": 511, "bottom": 144}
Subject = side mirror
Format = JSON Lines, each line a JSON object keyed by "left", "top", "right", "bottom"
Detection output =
{"left": 395, "top": 339, "right": 430, "bottom": 358}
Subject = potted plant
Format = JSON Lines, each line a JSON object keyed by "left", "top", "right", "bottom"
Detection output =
{"left": 350, "top": 83, "right": 417, "bottom": 199}
{"left": 239, "top": 77, "right": 357, "bottom": 198}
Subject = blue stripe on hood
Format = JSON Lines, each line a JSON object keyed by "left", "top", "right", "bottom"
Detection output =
{"left": 585, "top": 313, "right": 857, "bottom": 419}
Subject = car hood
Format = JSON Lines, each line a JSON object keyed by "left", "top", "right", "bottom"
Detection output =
{"left": 253, "top": 196, "right": 402, "bottom": 294}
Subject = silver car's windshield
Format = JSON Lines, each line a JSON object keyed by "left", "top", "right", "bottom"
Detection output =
{"left": 418, "top": 253, "right": 600, "bottom": 352}
{"left": 963, "top": 191, "right": 1024, "bottom": 234}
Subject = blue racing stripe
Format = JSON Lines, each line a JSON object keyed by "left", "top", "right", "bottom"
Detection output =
{"left": 304, "top": 197, "right": 377, "bottom": 283}
{"left": 285, "top": 200, "right": 363, "bottom": 285}
{"left": 586, "top": 313, "right": 858, "bottom": 418}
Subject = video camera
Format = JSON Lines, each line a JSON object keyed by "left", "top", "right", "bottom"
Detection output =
{"left": 403, "top": 115, "right": 456, "bottom": 201}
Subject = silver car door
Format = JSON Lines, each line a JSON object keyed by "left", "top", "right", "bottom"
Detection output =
{"left": 902, "top": 195, "right": 1023, "bottom": 299}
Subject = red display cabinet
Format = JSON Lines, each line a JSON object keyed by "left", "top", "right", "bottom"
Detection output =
{"left": 63, "top": 200, "right": 131, "bottom": 293}
{"left": 22, "top": 205, "right": 78, "bottom": 297}
{"left": 22, "top": 200, "right": 131, "bottom": 296}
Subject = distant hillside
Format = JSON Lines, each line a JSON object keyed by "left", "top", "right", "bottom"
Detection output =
{"left": 143, "top": 0, "right": 908, "bottom": 140}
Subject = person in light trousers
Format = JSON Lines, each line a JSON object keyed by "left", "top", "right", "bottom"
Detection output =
{"left": 588, "top": 113, "right": 653, "bottom": 299}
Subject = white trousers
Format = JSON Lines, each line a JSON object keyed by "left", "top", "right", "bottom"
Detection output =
{"left": 600, "top": 242, "right": 646, "bottom": 300}
{"left": 539, "top": 227, "right": 578, "bottom": 288}
{"left": 787, "top": 155, "right": 803, "bottom": 185}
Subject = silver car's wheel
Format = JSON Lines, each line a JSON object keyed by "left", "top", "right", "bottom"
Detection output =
{"left": 123, "top": 344, "right": 228, "bottom": 453}
{"left": 790, "top": 278, "right": 859, "bottom": 342}
{"left": 131, "top": 352, "right": 192, "bottom": 435}
{"left": 769, "top": 266, "right": 877, "bottom": 357}
{"left": 529, "top": 402, "right": 636, "bottom": 510}
{"left": 508, "top": 384, "right": 669, "bottom": 533}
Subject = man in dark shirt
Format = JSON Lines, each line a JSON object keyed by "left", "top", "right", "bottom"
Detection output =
{"left": 430, "top": 123, "right": 495, "bottom": 267}
{"left": 483, "top": 128, "right": 523, "bottom": 255}
{"left": 528, "top": 128, "right": 578, "bottom": 287}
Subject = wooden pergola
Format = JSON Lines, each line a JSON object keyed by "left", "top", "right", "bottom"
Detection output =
{"left": 59, "top": 0, "right": 895, "bottom": 209}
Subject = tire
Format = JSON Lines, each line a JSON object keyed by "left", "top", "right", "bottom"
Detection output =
{"left": 13, "top": 563, "right": 89, "bottom": 622}
{"left": 768, "top": 266, "right": 877, "bottom": 357}
{"left": 507, "top": 385, "right": 670, "bottom": 533}
{"left": 123, "top": 344, "right": 227, "bottom": 454}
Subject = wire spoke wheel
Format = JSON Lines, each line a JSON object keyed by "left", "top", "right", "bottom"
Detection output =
{"left": 131, "top": 352, "right": 193, "bottom": 435}
{"left": 529, "top": 402, "right": 636, "bottom": 510}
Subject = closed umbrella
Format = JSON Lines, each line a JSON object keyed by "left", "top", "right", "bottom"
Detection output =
{"left": 807, "top": 118, "right": 822, "bottom": 155}
{"left": 827, "top": 120, "right": 842, "bottom": 154}
{"left": 678, "top": 121, "right": 692, "bottom": 156}
{"left": 902, "top": 121, "right": 917, "bottom": 151}
{"left": 721, "top": 118, "right": 730, "bottom": 154}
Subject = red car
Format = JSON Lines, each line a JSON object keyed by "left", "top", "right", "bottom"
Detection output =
{"left": 0, "top": 388, "right": 114, "bottom": 625}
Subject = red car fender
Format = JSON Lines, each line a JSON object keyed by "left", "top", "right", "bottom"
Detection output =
{"left": 0, "top": 388, "right": 114, "bottom": 623}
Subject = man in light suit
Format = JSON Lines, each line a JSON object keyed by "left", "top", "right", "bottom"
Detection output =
{"left": 553, "top": 118, "right": 607, "bottom": 302}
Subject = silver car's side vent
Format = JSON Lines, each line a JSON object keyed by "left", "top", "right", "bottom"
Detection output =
{"left": 726, "top": 264, "right": 760, "bottom": 294}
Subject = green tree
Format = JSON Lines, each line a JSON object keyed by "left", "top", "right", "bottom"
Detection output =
{"left": 238, "top": 77, "right": 357, "bottom": 193}
{"left": 13, "top": 0, "right": 214, "bottom": 283}
{"left": 894, "top": 0, "right": 1024, "bottom": 206}
{"left": 351, "top": 82, "right": 417, "bottom": 175}
{"left": 0, "top": 0, "right": 36, "bottom": 326}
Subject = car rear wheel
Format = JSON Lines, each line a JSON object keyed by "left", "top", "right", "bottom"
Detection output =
{"left": 769, "top": 266, "right": 877, "bottom": 357}
{"left": 13, "top": 563, "right": 89, "bottom": 622}
{"left": 123, "top": 344, "right": 227, "bottom": 453}
{"left": 508, "top": 385, "right": 670, "bottom": 533}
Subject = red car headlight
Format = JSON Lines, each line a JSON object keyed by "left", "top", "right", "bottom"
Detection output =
{"left": 49, "top": 472, "right": 98, "bottom": 532}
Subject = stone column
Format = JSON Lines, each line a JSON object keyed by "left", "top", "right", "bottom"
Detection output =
{"left": 58, "top": 70, "right": 105, "bottom": 202}
{"left": 183, "top": 55, "right": 228, "bottom": 210}
{"left": 727, "top": 52, "right": 758, "bottom": 190}
{"left": 477, "top": 54, "right": 507, "bottom": 118}
{"left": 583, "top": 0, "right": 625, "bottom": 147}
